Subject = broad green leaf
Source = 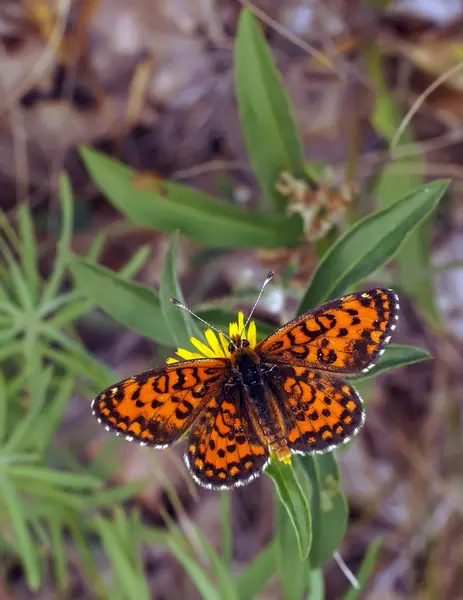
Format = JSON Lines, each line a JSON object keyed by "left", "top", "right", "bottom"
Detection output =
{"left": 234, "top": 541, "right": 276, "bottom": 600}
{"left": 266, "top": 459, "right": 312, "bottom": 559}
{"left": 160, "top": 232, "right": 201, "bottom": 346}
{"left": 299, "top": 180, "right": 449, "bottom": 312}
{"left": 80, "top": 146, "right": 301, "bottom": 248}
{"left": 350, "top": 343, "right": 431, "bottom": 383}
{"left": 235, "top": 9, "right": 308, "bottom": 213}
{"left": 0, "top": 475, "right": 41, "bottom": 589}
{"left": 308, "top": 569, "right": 325, "bottom": 600}
{"left": 70, "top": 256, "right": 175, "bottom": 346}
{"left": 367, "top": 44, "right": 439, "bottom": 326}
{"left": 299, "top": 454, "right": 347, "bottom": 568}
{"left": 342, "top": 538, "right": 382, "bottom": 600}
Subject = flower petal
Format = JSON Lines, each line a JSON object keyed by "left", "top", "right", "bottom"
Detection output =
{"left": 247, "top": 321, "right": 257, "bottom": 348}
{"left": 176, "top": 348, "right": 204, "bottom": 360}
{"left": 205, "top": 329, "right": 225, "bottom": 357}
{"left": 190, "top": 336, "right": 216, "bottom": 357}
{"left": 219, "top": 332, "right": 230, "bottom": 356}
{"left": 229, "top": 321, "right": 238, "bottom": 338}
{"left": 166, "top": 357, "right": 178, "bottom": 364}
{"left": 238, "top": 311, "right": 245, "bottom": 333}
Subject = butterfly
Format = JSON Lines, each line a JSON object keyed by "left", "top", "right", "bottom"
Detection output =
{"left": 92, "top": 283, "right": 399, "bottom": 490}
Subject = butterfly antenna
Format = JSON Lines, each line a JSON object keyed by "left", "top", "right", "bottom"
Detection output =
{"left": 170, "top": 298, "right": 233, "bottom": 342}
{"left": 241, "top": 271, "right": 274, "bottom": 336}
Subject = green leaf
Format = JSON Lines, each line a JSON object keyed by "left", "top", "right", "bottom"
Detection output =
{"left": 299, "top": 180, "right": 449, "bottom": 313}
{"left": 93, "top": 515, "right": 150, "bottom": 600}
{"left": 308, "top": 569, "right": 325, "bottom": 600}
{"left": 235, "top": 9, "right": 307, "bottom": 212}
{"left": 298, "top": 454, "right": 347, "bottom": 568}
{"left": 160, "top": 232, "right": 201, "bottom": 346}
{"left": 70, "top": 256, "right": 175, "bottom": 346}
{"left": 234, "top": 541, "right": 276, "bottom": 600}
{"left": 350, "top": 344, "right": 432, "bottom": 383}
{"left": 80, "top": 146, "right": 301, "bottom": 248}
{"left": 40, "top": 173, "right": 74, "bottom": 306}
{"left": 167, "top": 533, "right": 223, "bottom": 600}
{"left": 49, "top": 517, "right": 69, "bottom": 590}
{"left": 266, "top": 459, "right": 312, "bottom": 559}
{"left": 17, "top": 203, "right": 39, "bottom": 303}
{"left": 342, "top": 538, "right": 382, "bottom": 600}
{"left": 0, "top": 475, "right": 41, "bottom": 589}
{"left": 366, "top": 44, "right": 439, "bottom": 326}
{"left": 7, "top": 466, "right": 101, "bottom": 489}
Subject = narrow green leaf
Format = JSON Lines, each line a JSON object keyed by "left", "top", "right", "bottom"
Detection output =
{"left": 0, "top": 476, "right": 41, "bottom": 589}
{"left": 298, "top": 454, "right": 347, "bottom": 568}
{"left": 34, "top": 374, "right": 73, "bottom": 452}
{"left": 17, "top": 203, "right": 39, "bottom": 303}
{"left": 70, "top": 256, "right": 175, "bottom": 346}
{"left": 93, "top": 515, "right": 150, "bottom": 600}
{"left": 160, "top": 232, "right": 201, "bottom": 346}
{"left": 7, "top": 466, "right": 101, "bottom": 489}
{"left": 4, "top": 365, "right": 52, "bottom": 453}
{"left": 187, "top": 525, "right": 238, "bottom": 600}
{"left": 80, "top": 146, "right": 301, "bottom": 248}
{"left": 235, "top": 8, "right": 307, "bottom": 212}
{"left": 350, "top": 344, "right": 432, "bottom": 383}
{"left": 0, "top": 369, "right": 7, "bottom": 444}
{"left": 49, "top": 517, "right": 69, "bottom": 590}
{"left": 167, "top": 534, "right": 223, "bottom": 600}
{"left": 299, "top": 180, "right": 449, "bottom": 312}
{"left": 342, "top": 538, "right": 382, "bottom": 600}
{"left": 266, "top": 459, "right": 312, "bottom": 559}
{"left": 234, "top": 541, "right": 276, "bottom": 600}
{"left": 0, "top": 236, "right": 33, "bottom": 310}
{"left": 41, "top": 173, "right": 74, "bottom": 306}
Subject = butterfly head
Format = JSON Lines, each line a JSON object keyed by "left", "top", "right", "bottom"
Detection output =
{"left": 228, "top": 335, "right": 251, "bottom": 354}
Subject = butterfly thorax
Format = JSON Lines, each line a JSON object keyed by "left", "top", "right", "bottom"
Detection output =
{"left": 230, "top": 345, "right": 291, "bottom": 462}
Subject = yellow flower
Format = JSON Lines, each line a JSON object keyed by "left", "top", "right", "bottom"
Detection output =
{"left": 166, "top": 311, "right": 257, "bottom": 364}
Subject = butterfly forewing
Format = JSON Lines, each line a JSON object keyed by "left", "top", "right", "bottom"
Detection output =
{"left": 92, "top": 358, "right": 230, "bottom": 447}
{"left": 185, "top": 386, "right": 269, "bottom": 489}
{"left": 256, "top": 288, "right": 399, "bottom": 374}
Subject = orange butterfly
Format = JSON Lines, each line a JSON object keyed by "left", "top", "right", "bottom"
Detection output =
{"left": 92, "top": 276, "right": 399, "bottom": 489}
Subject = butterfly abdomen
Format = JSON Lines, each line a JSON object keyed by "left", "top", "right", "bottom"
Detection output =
{"left": 233, "top": 348, "right": 290, "bottom": 461}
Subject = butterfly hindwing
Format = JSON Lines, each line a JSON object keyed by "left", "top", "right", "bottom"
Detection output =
{"left": 256, "top": 288, "right": 399, "bottom": 374}
{"left": 185, "top": 385, "right": 270, "bottom": 489}
{"left": 265, "top": 365, "right": 364, "bottom": 453}
{"left": 92, "top": 358, "right": 230, "bottom": 447}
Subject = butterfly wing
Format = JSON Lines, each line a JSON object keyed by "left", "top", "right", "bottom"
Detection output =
{"left": 92, "top": 358, "right": 230, "bottom": 447}
{"left": 266, "top": 365, "right": 364, "bottom": 454}
{"left": 185, "top": 384, "right": 270, "bottom": 489}
{"left": 256, "top": 288, "right": 399, "bottom": 374}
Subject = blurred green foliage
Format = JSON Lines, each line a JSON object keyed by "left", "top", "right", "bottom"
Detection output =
{"left": 0, "top": 7, "right": 447, "bottom": 599}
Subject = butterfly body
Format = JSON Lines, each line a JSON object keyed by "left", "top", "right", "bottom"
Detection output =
{"left": 92, "top": 288, "right": 399, "bottom": 489}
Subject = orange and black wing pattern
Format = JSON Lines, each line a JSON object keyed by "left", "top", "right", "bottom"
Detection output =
{"left": 256, "top": 288, "right": 399, "bottom": 374}
{"left": 185, "top": 386, "right": 269, "bottom": 489}
{"left": 266, "top": 365, "right": 364, "bottom": 454}
{"left": 91, "top": 359, "right": 230, "bottom": 447}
